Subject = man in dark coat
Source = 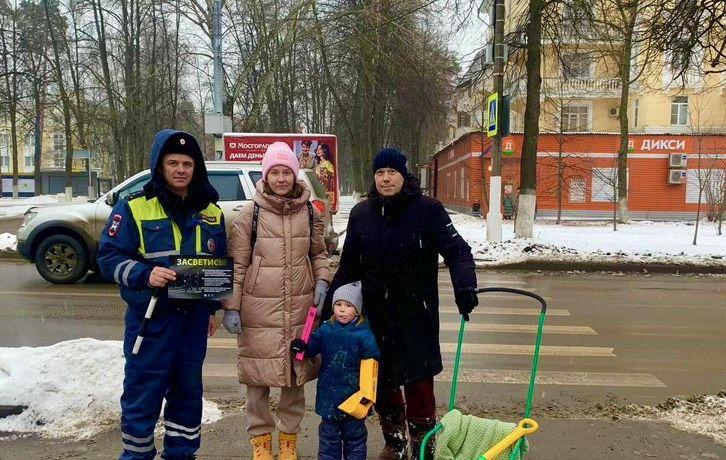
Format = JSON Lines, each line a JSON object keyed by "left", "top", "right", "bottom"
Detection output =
{"left": 323, "top": 148, "right": 478, "bottom": 459}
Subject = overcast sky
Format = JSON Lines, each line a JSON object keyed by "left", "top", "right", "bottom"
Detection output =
{"left": 439, "top": 1, "right": 490, "bottom": 75}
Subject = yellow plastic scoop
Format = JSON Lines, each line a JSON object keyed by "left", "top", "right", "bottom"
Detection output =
{"left": 480, "top": 418, "right": 538, "bottom": 460}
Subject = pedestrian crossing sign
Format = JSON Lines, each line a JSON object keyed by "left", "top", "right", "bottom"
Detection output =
{"left": 487, "top": 93, "right": 499, "bottom": 138}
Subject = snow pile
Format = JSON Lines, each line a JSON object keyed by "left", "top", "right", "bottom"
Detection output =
{"left": 0, "top": 233, "right": 17, "bottom": 252}
{"left": 0, "top": 338, "right": 222, "bottom": 439}
{"left": 449, "top": 213, "right": 726, "bottom": 268}
{"left": 625, "top": 393, "right": 726, "bottom": 446}
{"left": 334, "top": 194, "right": 725, "bottom": 267}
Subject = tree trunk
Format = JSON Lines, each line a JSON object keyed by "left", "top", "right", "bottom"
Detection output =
{"left": 515, "top": 0, "right": 544, "bottom": 239}
{"left": 616, "top": 2, "right": 637, "bottom": 224}
{"left": 33, "top": 85, "right": 44, "bottom": 195}
{"left": 44, "top": 0, "right": 75, "bottom": 200}
{"left": 91, "top": 0, "right": 124, "bottom": 182}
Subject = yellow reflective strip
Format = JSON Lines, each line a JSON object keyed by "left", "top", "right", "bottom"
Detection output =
{"left": 172, "top": 222, "right": 182, "bottom": 251}
{"left": 195, "top": 225, "right": 202, "bottom": 254}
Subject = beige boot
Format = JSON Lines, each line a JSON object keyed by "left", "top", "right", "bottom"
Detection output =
{"left": 278, "top": 432, "right": 298, "bottom": 460}
{"left": 250, "top": 433, "right": 273, "bottom": 460}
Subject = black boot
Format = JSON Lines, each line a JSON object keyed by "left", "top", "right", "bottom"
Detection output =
{"left": 408, "top": 419, "right": 437, "bottom": 460}
{"left": 377, "top": 409, "right": 408, "bottom": 460}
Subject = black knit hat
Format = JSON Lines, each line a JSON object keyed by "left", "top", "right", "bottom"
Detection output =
{"left": 372, "top": 147, "right": 408, "bottom": 176}
{"left": 158, "top": 131, "right": 201, "bottom": 163}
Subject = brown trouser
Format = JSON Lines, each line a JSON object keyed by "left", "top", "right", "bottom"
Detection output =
{"left": 246, "top": 385, "right": 306, "bottom": 437}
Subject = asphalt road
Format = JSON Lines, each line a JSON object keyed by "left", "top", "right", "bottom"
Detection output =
{"left": 1, "top": 260, "right": 725, "bottom": 458}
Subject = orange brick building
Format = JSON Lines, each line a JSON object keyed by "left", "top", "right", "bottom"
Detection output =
{"left": 425, "top": 132, "right": 726, "bottom": 219}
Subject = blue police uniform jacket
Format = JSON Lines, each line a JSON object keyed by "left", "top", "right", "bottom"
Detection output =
{"left": 97, "top": 129, "right": 227, "bottom": 317}
{"left": 306, "top": 319, "right": 380, "bottom": 420}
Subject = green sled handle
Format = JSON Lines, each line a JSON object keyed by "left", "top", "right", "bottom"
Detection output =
{"left": 419, "top": 287, "right": 548, "bottom": 460}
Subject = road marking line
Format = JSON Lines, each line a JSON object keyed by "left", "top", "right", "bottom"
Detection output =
{"left": 439, "top": 307, "right": 569, "bottom": 316}
{"left": 203, "top": 363, "right": 237, "bottom": 378}
{"left": 202, "top": 365, "right": 661, "bottom": 387}
{"left": 438, "top": 293, "right": 551, "bottom": 301}
{"left": 209, "top": 338, "right": 238, "bottom": 348}
{"left": 208, "top": 339, "right": 612, "bottom": 357}
{"left": 437, "top": 280, "right": 528, "bottom": 287}
{"left": 435, "top": 369, "right": 666, "bottom": 388}
{"left": 0, "top": 290, "right": 118, "bottom": 298}
{"left": 438, "top": 322, "right": 596, "bottom": 335}
{"left": 439, "top": 343, "right": 615, "bottom": 357}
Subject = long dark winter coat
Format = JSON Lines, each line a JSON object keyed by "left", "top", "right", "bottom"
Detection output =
{"left": 323, "top": 176, "right": 477, "bottom": 386}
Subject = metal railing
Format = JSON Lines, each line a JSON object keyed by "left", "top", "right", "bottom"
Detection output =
{"left": 508, "top": 78, "right": 622, "bottom": 98}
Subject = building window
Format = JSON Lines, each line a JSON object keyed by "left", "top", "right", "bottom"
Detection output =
{"left": 453, "top": 169, "right": 458, "bottom": 198}
{"left": 0, "top": 134, "right": 8, "bottom": 170}
{"left": 670, "top": 96, "right": 688, "bottom": 126}
{"left": 457, "top": 112, "right": 471, "bottom": 128}
{"left": 562, "top": 54, "right": 593, "bottom": 80}
{"left": 53, "top": 133, "right": 65, "bottom": 168}
{"left": 633, "top": 99, "right": 639, "bottom": 128}
{"left": 53, "top": 132, "right": 64, "bottom": 151}
{"left": 669, "top": 46, "right": 690, "bottom": 77}
{"left": 460, "top": 167, "right": 466, "bottom": 199}
{"left": 25, "top": 155, "right": 34, "bottom": 168}
{"left": 569, "top": 178, "right": 586, "bottom": 203}
{"left": 686, "top": 169, "right": 726, "bottom": 204}
{"left": 561, "top": 104, "right": 591, "bottom": 131}
{"left": 563, "top": 0, "right": 590, "bottom": 23}
{"left": 592, "top": 168, "right": 629, "bottom": 202}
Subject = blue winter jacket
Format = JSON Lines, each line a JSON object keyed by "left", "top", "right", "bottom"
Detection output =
{"left": 306, "top": 319, "right": 380, "bottom": 420}
{"left": 97, "top": 129, "right": 227, "bottom": 316}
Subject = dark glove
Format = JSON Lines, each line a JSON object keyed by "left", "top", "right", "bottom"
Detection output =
{"left": 290, "top": 338, "right": 307, "bottom": 356}
{"left": 454, "top": 289, "right": 478, "bottom": 321}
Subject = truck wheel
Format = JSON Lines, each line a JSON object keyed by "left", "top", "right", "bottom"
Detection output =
{"left": 34, "top": 234, "right": 89, "bottom": 284}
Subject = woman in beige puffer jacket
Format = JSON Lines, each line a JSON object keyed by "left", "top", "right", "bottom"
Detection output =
{"left": 222, "top": 142, "right": 331, "bottom": 459}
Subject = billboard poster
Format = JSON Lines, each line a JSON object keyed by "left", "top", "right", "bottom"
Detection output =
{"left": 224, "top": 133, "right": 339, "bottom": 212}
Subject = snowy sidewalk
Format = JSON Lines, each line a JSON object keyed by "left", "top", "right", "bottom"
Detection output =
{"left": 451, "top": 213, "right": 726, "bottom": 270}
{"left": 334, "top": 195, "right": 726, "bottom": 271}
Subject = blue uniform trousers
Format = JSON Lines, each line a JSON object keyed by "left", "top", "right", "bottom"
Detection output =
{"left": 119, "top": 304, "right": 208, "bottom": 460}
{"left": 318, "top": 417, "right": 368, "bottom": 460}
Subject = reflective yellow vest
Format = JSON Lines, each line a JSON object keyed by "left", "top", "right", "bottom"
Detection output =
{"left": 127, "top": 195, "right": 224, "bottom": 260}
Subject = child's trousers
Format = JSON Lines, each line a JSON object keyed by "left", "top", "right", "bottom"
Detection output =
{"left": 318, "top": 417, "right": 367, "bottom": 459}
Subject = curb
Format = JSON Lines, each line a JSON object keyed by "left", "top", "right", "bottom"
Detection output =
{"left": 476, "top": 259, "right": 726, "bottom": 274}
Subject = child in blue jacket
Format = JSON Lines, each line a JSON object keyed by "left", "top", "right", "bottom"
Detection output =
{"left": 291, "top": 281, "right": 380, "bottom": 459}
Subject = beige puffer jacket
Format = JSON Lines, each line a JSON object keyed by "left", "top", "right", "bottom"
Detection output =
{"left": 224, "top": 180, "right": 331, "bottom": 387}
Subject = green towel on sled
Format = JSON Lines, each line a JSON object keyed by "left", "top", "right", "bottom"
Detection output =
{"left": 434, "top": 409, "right": 529, "bottom": 460}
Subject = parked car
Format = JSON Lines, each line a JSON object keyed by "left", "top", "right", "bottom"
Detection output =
{"left": 16, "top": 161, "right": 339, "bottom": 284}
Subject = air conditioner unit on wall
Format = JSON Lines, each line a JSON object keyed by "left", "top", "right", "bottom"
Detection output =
{"left": 668, "top": 169, "right": 687, "bottom": 184}
{"left": 608, "top": 107, "right": 620, "bottom": 118}
{"left": 669, "top": 153, "right": 687, "bottom": 168}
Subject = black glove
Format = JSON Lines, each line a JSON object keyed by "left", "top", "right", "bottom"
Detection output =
{"left": 454, "top": 289, "right": 478, "bottom": 321}
{"left": 290, "top": 338, "right": 307, "bottom": 356}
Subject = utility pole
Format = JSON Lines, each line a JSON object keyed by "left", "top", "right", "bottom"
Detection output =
{"left": 205, "top": 0, "right": 227, "bottom": 159}
{"left": 212, "top": 0, "right": 223, "bottom": 116}
{"left": 486, "top": 0, "right": 505, "bottom": 242}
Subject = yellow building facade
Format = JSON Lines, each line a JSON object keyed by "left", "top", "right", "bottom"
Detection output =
{"left": 0, "top": 120, "right": 86, "bottom": 175}
{"left": 441, "top": 1, "right": 726, "bottom": 149}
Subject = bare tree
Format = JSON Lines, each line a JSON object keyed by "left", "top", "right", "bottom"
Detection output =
{"left": 515, "top": 0, "right": 545, "bottom": 238}
{"left": 0, "top": 0, "right": 21, "bottom": 198}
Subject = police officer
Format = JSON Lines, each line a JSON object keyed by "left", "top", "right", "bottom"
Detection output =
{"left": 98, "top": 129, "right": 227, "bottom": 460}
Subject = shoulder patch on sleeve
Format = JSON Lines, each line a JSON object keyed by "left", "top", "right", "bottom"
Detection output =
{"left": 108, "top": 214, "right": 123, "bottom": 237}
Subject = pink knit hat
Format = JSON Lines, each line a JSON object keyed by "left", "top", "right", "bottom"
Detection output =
{"left": 261, "top": 141, "right": 300, "bottom": 180}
